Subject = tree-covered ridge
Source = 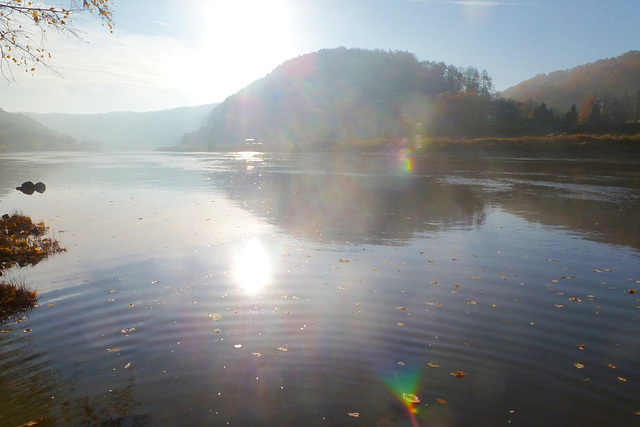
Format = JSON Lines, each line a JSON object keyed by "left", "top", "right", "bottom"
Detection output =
{"left": 183, "top": 48, "right": 495, "bottom": 150}
{"left": 0, "top": 107, "right": 89, "bottom": 152}
{"left": 182, "top": 48, "right": 639, "bottom": 151}
{"left": 502, "top": 51, "right": 640, "bottom": 114}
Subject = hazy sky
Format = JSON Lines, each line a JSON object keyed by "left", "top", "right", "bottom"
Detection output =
{"left": 1, "top": 0, "right": 638, "bottom": 114}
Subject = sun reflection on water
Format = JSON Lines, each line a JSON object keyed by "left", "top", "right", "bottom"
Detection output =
{"left": 233, "top": 239, "right": 272, "bottom": 294}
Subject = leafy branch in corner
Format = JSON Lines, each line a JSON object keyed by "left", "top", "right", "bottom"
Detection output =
{"left": 0, "top": 0, "right": 113, "bottom": 81}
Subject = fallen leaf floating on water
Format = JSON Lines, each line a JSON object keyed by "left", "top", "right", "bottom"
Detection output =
{"left": 277, "top": 346, "right": 288, "bottom": 352}
{"left": 428, "top": 362, "right": 441, "bottom": 368}
{"left": 16, "top": 417, "right": 45, "bottom": 427}
{"left": 618, "top": 376, "right": 628, "bottom": 382}
{"left": 23, "top": 329, "right": 32, "bottom": 333}
{"left": 577, "top": 344, "right": 586, "bottom": 350}
{"left": 347, "top": 412, "right": 360, "bottom": 418}
{"left": 395, "top": 306, "right": 407, "bottom": 310}
{"left": 466, "top": 301, "right": 478, "bottom": 305}
{"left": 124, "top": 362, "right": 131, "bottom": 370}
{"left": 450, "top": 371, "right": 466, "bottom": 378}
{"left": 1, "top": 330, "right": 10, "bottom": 334}
{"left": 120, "top": 328, "right": 135, "bottom": 334}
{"left": 403, "top": 393, "right": 420, "bottom": 404}
{"left": 608, "top": 364, "right": 616, "bottom": 369}
{"left": 628, "top": 289, "right": 637, "bottom": 294}
{"left": 574, "top": 362, "right": 585, "bottom": 369}
{"left": 107, "top": 348, "right": 121, "bottom": 353}
{"left": 397, "top": 322, "right": 405, "bottom": 327}
{"left": 436, "top": 398, "right": 448, "bottom": 405}
{"left": 252, "top": 352, "right": 262, "bottom": 357}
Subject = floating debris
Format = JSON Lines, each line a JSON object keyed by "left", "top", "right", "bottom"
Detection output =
{"left": 403, "top": 393, "right": 420, "bottom": 404}
{"left": 450, "top": 371, "right": 466, "bottom": 378}
{"left": 347, "top": 412, "right": 360, "bottom": 418}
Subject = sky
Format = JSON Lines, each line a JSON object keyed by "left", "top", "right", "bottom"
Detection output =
{"left": 1, "top": 0, "right": 638, "bottom": 114}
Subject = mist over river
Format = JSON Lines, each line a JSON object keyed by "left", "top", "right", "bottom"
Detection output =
{"left": 1, "top": 151, "right": 638, "bottom": 426}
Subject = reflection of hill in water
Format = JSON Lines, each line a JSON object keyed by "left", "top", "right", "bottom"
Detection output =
{"left": 489, "top": 160, "right": 640, "bottom": 251}
{"left": 216, "top": 154, "right": 640, "bottom": 250}
{"left": 216, "top": 154, "right": 487, "bottom": 245}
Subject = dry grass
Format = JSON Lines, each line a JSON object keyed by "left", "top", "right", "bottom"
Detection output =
{"left": 0, "top": 212, "right": 65, "bottom": 271}
{"left": 0, "top": 212, "right": 65, "bottom": 319}
{"left": 0, "top": 279, "right": 38, "bottom": 320}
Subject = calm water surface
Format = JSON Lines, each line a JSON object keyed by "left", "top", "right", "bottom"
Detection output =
{"left": 0, "top": 152, "right": 639, "bottom": 426}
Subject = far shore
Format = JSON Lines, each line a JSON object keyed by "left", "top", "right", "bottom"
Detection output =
{"left": 157, "top": 133, "right": 640, "bottom": 158}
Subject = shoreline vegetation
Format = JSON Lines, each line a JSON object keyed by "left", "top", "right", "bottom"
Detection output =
{"left": 160, "top": 132, "right": 640, "bottom": 158}
{"left": 0, "top": 212, "right": 65, "bottom": 320}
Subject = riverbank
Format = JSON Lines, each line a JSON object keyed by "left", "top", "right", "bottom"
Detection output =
{"left": 159, "top": 133, "right": 640, "bottom": 158}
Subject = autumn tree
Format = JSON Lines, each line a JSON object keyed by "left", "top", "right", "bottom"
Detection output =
{"left": 0, "top": 0, "right": 113, "bottom": 80}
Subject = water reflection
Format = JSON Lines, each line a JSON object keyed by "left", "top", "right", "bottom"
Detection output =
{"left": 233, "top": 239, "right": 272, "bottom": 294}
{"left": 213, "top": 154, "right": 640, "bottom": 251}
{"left": 216, "top": 153, "right": 487, "bottom": 245}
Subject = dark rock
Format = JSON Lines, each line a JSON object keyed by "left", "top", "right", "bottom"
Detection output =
{"left": 33, "top": 182, "right": 46, "bottom": 193}
{"left": 16, "top": 181, "right": 46, "bottom": 195}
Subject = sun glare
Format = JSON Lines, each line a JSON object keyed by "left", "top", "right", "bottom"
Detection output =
{"left": 233, "top": 239, "right": 272, "bottom": 294}
{"left": 172, "top": 0, "right": 294, "bottom": 101}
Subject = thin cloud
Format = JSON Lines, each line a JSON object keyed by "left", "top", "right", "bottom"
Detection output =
{"left": 153, "top": 20, "right": 173, "bottom": 28}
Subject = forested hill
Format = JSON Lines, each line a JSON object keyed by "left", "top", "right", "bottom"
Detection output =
{"left": 0, "top": 108, "right": 83, "bottom": 152}
{"left": 502, "top": 50, "right": 640, "bottom": 113}
{"left": 180, "top": 47, "right": 494, "bottom": 150}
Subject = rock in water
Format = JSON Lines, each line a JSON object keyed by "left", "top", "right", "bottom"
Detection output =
{"left": 16, "top": 181, "right": 46, "bottom": 195}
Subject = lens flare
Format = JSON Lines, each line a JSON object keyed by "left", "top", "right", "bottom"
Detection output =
{"left": 399, "top": 148, "right": 414, "bottom": 172}
{"left": 233, "top": 239, "right": 271, "bottom": 294}
{"left": 383, "top": 365, "right": 422, "bottom": 414}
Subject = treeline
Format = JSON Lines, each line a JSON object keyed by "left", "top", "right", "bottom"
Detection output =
{"left": 429, "top": 92, "right": 639, "bottom": 138}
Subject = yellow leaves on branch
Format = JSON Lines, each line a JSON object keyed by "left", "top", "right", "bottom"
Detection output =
{"left": 0, "top": 0, "right": 114, "bottom": 77}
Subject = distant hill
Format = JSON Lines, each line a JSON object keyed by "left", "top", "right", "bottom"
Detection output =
{"left": 27, "top": 104, "right": 217, "bottom": 151}
{"left": 179, "top": 47, "right": 494, "bottom": 150}
{"left": 501, "top": 51, "right": 640, "bottom": 113}
{"left": 0, "top": 108, "right": 82, "bottom": 152}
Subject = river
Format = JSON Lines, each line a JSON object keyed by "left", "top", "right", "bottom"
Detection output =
{"left": 1, "top": 151, "right": 639, "bottom": 426}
